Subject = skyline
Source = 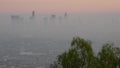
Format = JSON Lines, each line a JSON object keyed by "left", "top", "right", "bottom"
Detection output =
{"left": 0, "top": 0, "right": 120, "bottom": 13}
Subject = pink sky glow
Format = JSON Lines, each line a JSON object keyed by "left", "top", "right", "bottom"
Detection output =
{"left": 0, "top": 0, "right": 120, "bottom": 13}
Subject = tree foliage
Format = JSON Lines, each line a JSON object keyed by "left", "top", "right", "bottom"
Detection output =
{"left": 50, "top": 37, "right": 120, "bottom": 68}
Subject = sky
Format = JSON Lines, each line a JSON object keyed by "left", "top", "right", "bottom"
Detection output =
{"left": 0, "top": 0, "right": 120, "bottom": 13}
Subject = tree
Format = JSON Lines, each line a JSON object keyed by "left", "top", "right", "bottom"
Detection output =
{"left": 50, "top": 37, "right": 120, "bottom": 68}
{"left": 71, "top": 37, "right": 96, "bottom": 68}
{"left": 98, "top": 43, "right": 120, "bottom": 68}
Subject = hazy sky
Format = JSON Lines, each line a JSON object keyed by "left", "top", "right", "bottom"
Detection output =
{"left": 0, "top": 0, "right": 120, "bottom": 13}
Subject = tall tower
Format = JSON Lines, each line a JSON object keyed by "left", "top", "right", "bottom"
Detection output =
{"left": 64, "top": 12, "right": 67, "bottom": 17}
{"left": 32, "top": 11, "right": 35, "bottom": 17}
{"left": 30, "top": 11, "right": 35, "bottom": 19}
